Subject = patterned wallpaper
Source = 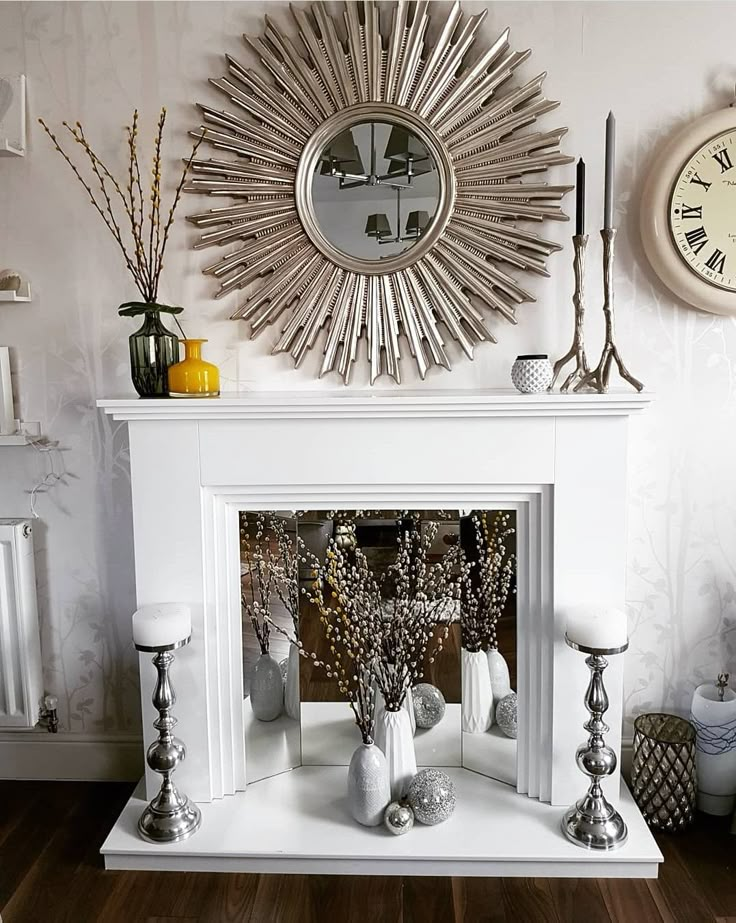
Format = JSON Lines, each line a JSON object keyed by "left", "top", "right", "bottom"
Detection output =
{"left": 1, "top": 0, "right": 734, "bottom": 739}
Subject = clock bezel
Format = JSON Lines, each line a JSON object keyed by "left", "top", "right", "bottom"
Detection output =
{"left": 641, "top": 105, "right": 736, "bottom": 316}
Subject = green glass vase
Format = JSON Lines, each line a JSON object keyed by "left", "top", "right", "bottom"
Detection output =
{"left": 128, "top": 310, "right": 179, "bottom": 397}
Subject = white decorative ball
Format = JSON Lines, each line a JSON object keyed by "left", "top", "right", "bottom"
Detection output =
{"left": 511, "top": 355, "right": 553, "bottom": 394}
{"left": 407, "top": 769, "right": 456, "bottom": 825}
{"left": 384, "top": 801, "right": 414, "bottom": 835}
{"left": 413, "top": 683, "right": 446, "bottom": 729}
{"left": 496, "top": 691, "right": 518, "bottom": 739}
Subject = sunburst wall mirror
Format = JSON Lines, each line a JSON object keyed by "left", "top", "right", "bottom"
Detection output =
{"left": 187, "top": 0, "right": 573, "bottom": 384}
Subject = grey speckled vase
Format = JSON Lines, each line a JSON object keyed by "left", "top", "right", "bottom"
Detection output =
{"left": 347, "top": 741, "right": 391, "bottom": 826}
{"left": 250, "top": 652, "right": 284, "bottom": 721}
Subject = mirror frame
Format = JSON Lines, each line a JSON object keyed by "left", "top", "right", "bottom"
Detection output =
{"left": 187, "top": 1, "right": 572, "bottom": 384}
{"left": 297, "top": 102, "right": 455, "bottom": 276}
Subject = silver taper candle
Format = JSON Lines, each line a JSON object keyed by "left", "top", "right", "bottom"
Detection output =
{"left": 603, "top": 112, "right": 615, "bottom": 230}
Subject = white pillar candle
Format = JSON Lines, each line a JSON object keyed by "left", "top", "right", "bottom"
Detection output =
{"left": 0, "top": 346, "right": 15, "bottom": 435}
{"left": 132, "top": 603, "right": 192, "bottom": 648}
{"left": 565, "top": 604, "right": 627, "bottom": 650}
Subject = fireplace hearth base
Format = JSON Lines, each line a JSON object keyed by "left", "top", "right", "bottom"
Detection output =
{"left": 102, "top": 766, "right": 661, "bottom": 876}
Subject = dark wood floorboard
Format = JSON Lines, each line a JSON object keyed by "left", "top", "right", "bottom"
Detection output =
{"left": 1, "top": 781, "right": 735, "bottom": 922}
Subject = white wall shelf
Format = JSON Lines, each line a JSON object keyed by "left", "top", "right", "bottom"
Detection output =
{"left": 0, "top": 282, "right": 31, "bottom": 302}
{"left": 0, "top": 426, "right": 42, "bottom": 446}
{"left": 0, "top": 75, "right": 27, "bottom": 158}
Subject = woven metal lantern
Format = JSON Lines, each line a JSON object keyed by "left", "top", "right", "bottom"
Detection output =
{"left": 631, "top": 713, "right": 697, "bottom": 832}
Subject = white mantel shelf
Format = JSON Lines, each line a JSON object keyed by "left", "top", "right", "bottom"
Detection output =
{"left": 98, "top": 389, "right": 653, "bottom": 421}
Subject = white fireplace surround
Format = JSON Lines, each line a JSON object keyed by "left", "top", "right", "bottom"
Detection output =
{"left": 98, "top": 389, "right": 661, "bottom": 876}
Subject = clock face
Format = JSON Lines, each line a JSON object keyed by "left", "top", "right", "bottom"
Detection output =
{"left": 669, "top": 129, "right": 736, "bottom": 292}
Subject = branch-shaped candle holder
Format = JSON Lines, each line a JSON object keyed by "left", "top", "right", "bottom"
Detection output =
{"left": 574, "top": 228, "right": 643, "bottom": 394}
{"left": 562, "top": 633, "right": 629, "bottom": 850}
{"left": 550, "top": 234, "right": 589, "bottom": 392}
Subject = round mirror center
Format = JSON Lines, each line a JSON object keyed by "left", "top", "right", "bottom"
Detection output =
{"left": 311, "top": 119, "right": 440, "bottom": 261}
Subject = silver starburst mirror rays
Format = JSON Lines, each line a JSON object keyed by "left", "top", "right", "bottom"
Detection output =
{"left": 187, "top": 1, "right": 572, "bottom": 384}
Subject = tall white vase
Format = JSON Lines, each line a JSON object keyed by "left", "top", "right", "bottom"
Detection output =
{"left": 347, "top": 741, "right": 391, "bottom": 826}
{"left": 374, "top": 677, "right": 416, "bottom": 735}
{"left": 462, "top": 648, "right": 494, "bottom": 733}
{"left": 690, "top": 683, "right": 736, "bottom": 815}
{"left": 486, "top": 648, "right": 512, "bottom": 700}
{"left": 284, "top": 644, "right": 300, "bottom": 720}
{"left": 375, "top": 707, "right": 417, "bottom": 800}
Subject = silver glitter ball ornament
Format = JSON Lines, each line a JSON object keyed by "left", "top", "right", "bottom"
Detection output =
{"left": 407, "top": 769, "right": 456, "bottom": 825}
{"left": 384, "top": 801, "right": 414, "bottom": 836}
{"left": 412, "top": 683, "right": 446, "bottom": 729}
{"left": 496, "top": 691, "right": 518, "bottom": 739}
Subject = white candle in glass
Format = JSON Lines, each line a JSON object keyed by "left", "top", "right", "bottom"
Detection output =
{"left": 0, "top": 347, "right": 15, "bottom": 435}
{"left": 565, "top": 604, "right": 627, "bottom": 650}
{"left": 132, "top": 603, "right": 191, "bottom": 649}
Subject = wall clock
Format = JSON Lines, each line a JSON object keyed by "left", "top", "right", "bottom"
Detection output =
{"left": 641, "top": 102, "right": 736, "bottom": 315}
{"left": 187, "top": 1, "right": 572, "bottom": 384}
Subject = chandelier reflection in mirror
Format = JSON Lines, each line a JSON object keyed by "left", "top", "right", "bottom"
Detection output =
{"left": 187, "top": 1, "right": 572, "bottom": 384}
{"left": 314, "top": 120, "right": 440, "bottom": 259}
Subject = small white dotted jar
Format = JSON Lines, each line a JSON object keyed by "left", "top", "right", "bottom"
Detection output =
{"left": 511, "top": 354, "right": 553, "bottom": 393}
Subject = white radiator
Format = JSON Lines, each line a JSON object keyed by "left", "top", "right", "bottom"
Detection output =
{"left": 0, "top": 519, "right": 42, "bottom": 727}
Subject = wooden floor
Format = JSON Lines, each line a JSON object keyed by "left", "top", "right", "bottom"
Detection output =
{"left": 1, "top": 781, "right": 735, "bottom": 922}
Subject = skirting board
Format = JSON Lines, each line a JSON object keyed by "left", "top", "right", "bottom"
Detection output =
{"left": 0, "top": 731, "right": 143, "bottom": 781}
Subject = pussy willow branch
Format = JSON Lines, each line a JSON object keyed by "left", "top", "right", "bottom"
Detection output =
{"left": 67, "top": 120, "right": 152, "bottom": 297}
{"left": 461, "top": 512, "right": 516, "bottom": 653}
{"left": 38, "top": 119, "right": 148, "bottom": 299}
{"left": 38, "top": 109, "right": 202, "bottom": 305}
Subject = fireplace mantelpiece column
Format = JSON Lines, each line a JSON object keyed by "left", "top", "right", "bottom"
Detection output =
{"left": 100, "top": 389, "right": 650, "bottom": 812}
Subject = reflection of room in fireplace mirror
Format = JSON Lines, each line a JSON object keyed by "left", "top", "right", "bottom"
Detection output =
{"left": 239, "top": 512, "right": 294, "bottom": 697}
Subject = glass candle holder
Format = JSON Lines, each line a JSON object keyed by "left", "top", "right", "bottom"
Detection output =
{"left": 631, "top": 713, "right": 696, "bottom": 832}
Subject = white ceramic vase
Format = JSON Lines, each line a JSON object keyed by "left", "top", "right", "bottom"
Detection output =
{"left": 374, "top": 675, "right": 416, "bottom": 736}
{"left": 486, "top": 648, "right": 512, "bottom": 700}
{"left": 347, "top": 741, "right": 391, "bottom": 826}
{"left": 375, "top": 707, "right": 417, "bottom": 800}
{"left": 690, "top": 683, "right": 736, "bottom": 815}
{"left": 284, "top": 644, "right": 300, "bottom": 720}
{"left": 462, "top": 648, "right": 494, "bottom": 733}
{"left": 250, "top": 652, "right": 284, "bottom": 721}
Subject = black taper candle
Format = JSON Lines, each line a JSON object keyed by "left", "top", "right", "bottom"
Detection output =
{"left": 575, "top": 158, "right": 586, "bottom": 236}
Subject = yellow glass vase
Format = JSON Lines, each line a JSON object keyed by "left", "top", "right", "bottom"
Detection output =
{"left": 167, "top": 339, "right": 220, "bottom": 398}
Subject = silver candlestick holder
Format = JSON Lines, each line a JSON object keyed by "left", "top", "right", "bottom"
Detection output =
{"left": 562, "top": 633, "right": 629, "bottom": 850}
{"left": 574, "top": 228, "right": 643, "bottom": 394}
{"left": 136, "top": 635, "right": 201, "bottom": 843}
{"left": 551, "top": 233, "right": 590, "bottom": 392}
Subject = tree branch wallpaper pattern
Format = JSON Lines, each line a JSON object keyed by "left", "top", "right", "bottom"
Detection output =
{"left": 1, "top": 1, "right": 735, "bottom": 741}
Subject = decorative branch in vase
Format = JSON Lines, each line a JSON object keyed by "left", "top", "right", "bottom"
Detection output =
{"left": 460, "top": 512, "right": 516, "bottom": 733}
{"left": 268, "top": 515, "right": 302, "bottom": 720}
{"left": 240, "top": 513, "right": 283, "bottom": 722}
{"left": 38, "top": 110, "right": 204, "bottom": 397}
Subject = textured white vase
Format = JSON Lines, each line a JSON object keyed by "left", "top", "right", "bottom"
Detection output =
{"left": 250, "top": 652, "right": 284, "bottom": 721}
{"left": 375, "top": 707, "right": 417, "bottom": 800}
{"left": 347, "top": 741, "right": 391, "bottom": 826}
{"left": 462, "top": 648, "right": 494, "bottom": 733}
{"left": 486, "top": 648, "right": 512, "bottom": 700}
{"left": 690, "top": 683, "right": 736, "bottom": 815}
{"left": 284, "top": 644, "right": 300, "bottom": 720}
{"left": 374, "top": 676, "right": 416, "bottom": 735}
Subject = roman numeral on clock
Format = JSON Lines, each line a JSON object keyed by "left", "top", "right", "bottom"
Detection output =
{"left": 712, "top": 149, "right": 734, "bottom": 173}
{"left": 685, "top": 226, "right": 708, "bottom": 254}
{"left": 681, "top": 204, "right": 702, "bottom": 219}
{"left": 705, "top": 249, "right": 726, "bottom": 274}
{"left": 689, "top": 173, "right": 712, "bottom": 191}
